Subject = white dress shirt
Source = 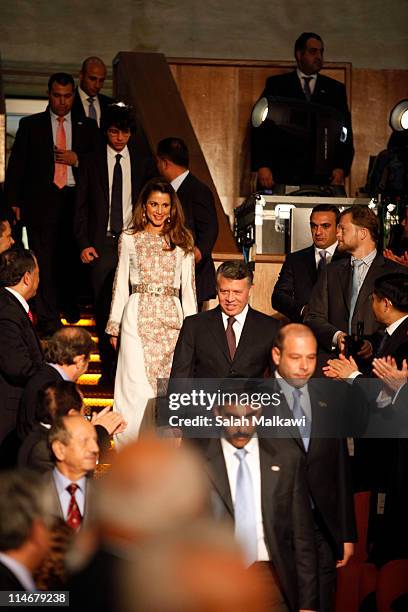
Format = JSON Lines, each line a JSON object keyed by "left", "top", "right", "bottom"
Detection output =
{"left": 78, "top": 85, "right": 102, "bottom": 126}
{"left": 314, "top": 241, "right": 338, "bottom": 269}
{"left": 170, "top": 169, "right": 189, "bottom": 192}
{"left": 107, "top": 144, "right": 132, "bottom": 232}
{"left": 221, "top": 305, "right": 249, "bottom": 346}
{"left": 50, "top": 109, "right": 75, "bottom": 186}
{"left": 275, "top": 372, "right": 312, "bottom": 422}
{"left": 296, "top": 68, "right": 317, "bottom": 96}
{"left": 52, "top": 468, "right": 86, "bottom": 519}
{"left": 221, "top": 436, "right": 269, "bottom": 561}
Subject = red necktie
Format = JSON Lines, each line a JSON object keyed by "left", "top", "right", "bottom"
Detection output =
{"left": 27, "top": 309, "right": 34, "bottom": 323}
{"left": 66, "top": 483, "right": 82, "bottom": 530}
{"left": 54, "top": 116, "right": 68, "bottom": 189}
{"left": 226, "top": 316, "right": 237, "bottom": 360}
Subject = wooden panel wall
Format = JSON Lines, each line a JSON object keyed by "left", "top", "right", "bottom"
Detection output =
{"left": 169, "top": 59, "right": 408, "bottom": 215}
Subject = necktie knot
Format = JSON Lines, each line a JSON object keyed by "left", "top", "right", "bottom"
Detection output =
{"left": 57, "top": 116, "right": 65, "bottom": 124}
{"left": 115, "top": 153, "right": 122, "bottom": 163}
{"left": 293, "top": 388, "right": 302, "bottom": 402}
{"left": 319, "top": 250, "right": 327, "bottom": 260}
{"left": 87, "top": 97, "right": 95, "bottom": 104}
{"left": 67, "top": 483, "right": 78, "bottom": 496}
{"left": 352, "top": 259, "right": 364, "bottom": 269}
{"left": 235, "top": 448, "right": 248, "bottom": 462}
{"left": 227, "top": 316, "right": 236, "bottom": 328}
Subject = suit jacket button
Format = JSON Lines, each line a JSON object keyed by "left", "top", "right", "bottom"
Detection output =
{"left": 229, "top": 369, "right": 236, "bottom": 375}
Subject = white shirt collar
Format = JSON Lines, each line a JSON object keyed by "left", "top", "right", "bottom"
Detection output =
{"left": 53, "top": 467, "right": 86, "bottom": 494}
{"left": 221, "top": 304, "right": 249, "bottom": 327}
{"left": 78, "top": 85, "right": 93, "bottom": 103}
{"left": 0, "top": 552, "right": 36, "bottom": 591}
{"left": 296, "top": 68, "right": 317, "bottom": 81}
{"left": 386, "top": 314, "right": 408, "bottom": 336}
{"left": 315, "top": 241, "right": 338, "bottom": 256}
{"left": 221, "top": 434, "right": 258, "bottom": 459}
{"left": 171, "top": 170, "right": 189, "bottom": 192}
{"left": 49, "top": 108, "right": 71, "bottom": 123}
{"left": 107, "top": 144, "right": 129, "bottom": 159}
{"left": 48, "top": 363, "right": 72, "bottom": 381}
{"left": 351, "top": 249, "right": 377, "bottom": 266}
{"left": 4, "top": 287, "right": 29, "bottom": 313}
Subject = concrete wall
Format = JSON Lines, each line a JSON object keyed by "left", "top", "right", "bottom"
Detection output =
{"left": 2, "top": 0, "right": 408, "bottom": 70}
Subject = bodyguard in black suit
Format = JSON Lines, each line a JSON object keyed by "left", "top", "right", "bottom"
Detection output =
{"left": 271, "top": 324, "right": 357, "bottom": 612}
{"left": 252, "top": 32, "right": 354, "bottom": 189}
{"left": 75, "top": 105, "right": 154, "bottom": 383}
{"left": 170, "top": 261, "right": 280, "bottom": 379}
{"left": 0, "top": 249, "right": 43, "bottom": 466}
{"left": 71, "top": 56, "right": 115, "bottom": 128}
{"left": 157, "top": 138, "right": 218, "bottom": 304}
{"left": 306, "top": 206, "right": 407, "bottom": 360}
{"left": 273, "top": 204, "right": 346, "bottom": 321}
{"left": 5, "top": 73, "right": 99, "bottom": 335}
{"left": 202, "top": 403, "right": 318, "bottom": 612}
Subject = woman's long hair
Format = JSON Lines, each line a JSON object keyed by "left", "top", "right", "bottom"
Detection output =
{"left": 129, "top": 178, "right": 194, "bottom": 253}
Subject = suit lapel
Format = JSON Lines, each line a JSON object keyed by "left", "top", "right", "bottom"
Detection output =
{"left": 337, "top": 258, "right": 352, "bottom": 315}
{"left": 272, "top": 379, "right": 305, "bottom": 453}
{"left": 233, "top": 307, "right": 255, "bottom": 362}
{"left": 208, "top": 306, "right": 231, "bottom": 362}
{"left": 259, "top": 440, "right": 280, "bottom": 551}
{"left": 304, "top": 246, "right": 317, "bottom": 286}
{"left": 101, "top": 148, "right": 110, "bottom": 205}
{"left": 381, "top": 317, "right": 408, "bottom": 356}
{"left": 205, "top": 439, "right": 234, "bottom": 516}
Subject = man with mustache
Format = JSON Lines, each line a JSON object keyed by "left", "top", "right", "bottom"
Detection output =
{"left": 202, "top": 394, "right": 318, "bottom": 612}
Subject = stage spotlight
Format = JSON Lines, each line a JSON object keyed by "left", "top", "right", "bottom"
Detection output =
{"left": 251, "top": 97, "right": 269, "bottom": 127}
{"left": 389, "top": 99, "right": 408, "bottom": 131}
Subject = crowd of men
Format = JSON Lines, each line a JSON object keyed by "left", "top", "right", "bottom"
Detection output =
{"left": 0, "top": 36, "right": 407, "bottom": 612}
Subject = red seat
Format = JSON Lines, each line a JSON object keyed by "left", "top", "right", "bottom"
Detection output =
{"left": 376, "top": 559, "right": 408, "bottom": 612}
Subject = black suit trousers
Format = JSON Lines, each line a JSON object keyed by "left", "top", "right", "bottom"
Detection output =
{"left": 27, "top": 186, "right": 80, "bottom": 332}
{"left": 88, "top": 235, "right": 119, "bottom": 377}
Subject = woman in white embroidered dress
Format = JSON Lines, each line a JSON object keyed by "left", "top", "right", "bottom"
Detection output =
{"left": 106, "top": 179, "right": 197, "bottom": 445}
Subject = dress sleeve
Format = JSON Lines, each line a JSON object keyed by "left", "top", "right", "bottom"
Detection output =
{"left": 180, "top": 251, "right": 197, "bottom": 318}
{"left": 106, "top": 234, "right": 131, "bottom": 336}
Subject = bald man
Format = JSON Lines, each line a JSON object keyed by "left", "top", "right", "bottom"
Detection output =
{"left": 72, "top": 56, "right": 115, "bottom": 128}
{"left": 271, "top": 324, "right": 357, "bottom": 612}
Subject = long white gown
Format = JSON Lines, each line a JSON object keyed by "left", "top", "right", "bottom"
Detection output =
{"left": 106, "top": 231, "right": 197, "bottom": 446}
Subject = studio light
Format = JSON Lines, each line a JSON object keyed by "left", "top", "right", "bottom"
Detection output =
{"left": 389, "top": 99, "right": 408, "bottom": 131}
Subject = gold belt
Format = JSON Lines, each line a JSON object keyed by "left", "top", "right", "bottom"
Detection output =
{"left": 132, "top": 283, "right": 179, "bottom": 297}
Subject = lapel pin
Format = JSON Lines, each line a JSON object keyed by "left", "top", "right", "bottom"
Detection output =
{"left": 318, "top": 401, "right": 327, "bottom": 407}
{"left": 271, "top": 465, "right": 280, "bottom": 472}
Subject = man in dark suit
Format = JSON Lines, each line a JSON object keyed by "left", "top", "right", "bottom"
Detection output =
{"left": 0, "top": 249, "right": 43, "bottom": 466}
{"left": 5, "top": 72, "right": 99, "bottom": 335}
{"left": 157, "top": 137, "right": 218, "bottom": 305}
{"left": 0, "top": 470, "right": 52, "bottom": 590}
{"left": 71, "top": 56, "right": 115, "bottom": 128}
{"left": 75, "top": 104, "right": 154, "bottom": 384}
{"left": 170, "top": 260, "right": 280, "bottom": 379}
{"left": 271, "top": 324, "right": 357, "bottom": 612}
{"left": 306, "top": 206, "right": 407, "bottom": 364}
{"left": 272, "top": 204, "right": 346, "bottom": 322}
{"left": 203, "top": 399, "right": 318, "bottom": 612}
{"left": 252, "top": 32, "right": 354, "bottom": 190}
{"left": 46, "top": 414, "right": 98, "bottom": 528}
